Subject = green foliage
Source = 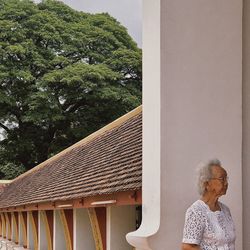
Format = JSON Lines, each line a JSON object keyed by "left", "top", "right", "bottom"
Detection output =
{"left": 0, "top": 162, "right": 25, "bottom": 180}
{"left": 0, "top": 0, "right": 142, "bottom": 178}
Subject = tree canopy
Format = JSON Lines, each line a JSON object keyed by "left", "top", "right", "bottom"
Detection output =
{"left": 0, "top": 0, "right": 142, "bottom": 178}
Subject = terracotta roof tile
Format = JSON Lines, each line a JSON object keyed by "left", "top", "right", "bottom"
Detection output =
{"left": 0, "top": 108, "right": 142, "bottom": 208}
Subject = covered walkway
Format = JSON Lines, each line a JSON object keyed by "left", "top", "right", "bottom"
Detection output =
{"left": 0, "top": 106, "right": 142, "bottom": 250}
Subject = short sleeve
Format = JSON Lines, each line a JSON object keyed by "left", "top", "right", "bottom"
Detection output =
{"left": 182, "top": 208, "right": 205, "bottom": 245}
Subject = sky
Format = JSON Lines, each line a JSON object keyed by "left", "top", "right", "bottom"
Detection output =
{"left": 35, "top": 0, "right": 142, "bottom": 47}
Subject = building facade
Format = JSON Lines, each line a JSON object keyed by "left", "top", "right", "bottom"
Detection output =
{"left": 0, "top": 107, "right": 142, "bottom": 250}
{"left": 127, "top": 0, "right": 249, "bottom": 249}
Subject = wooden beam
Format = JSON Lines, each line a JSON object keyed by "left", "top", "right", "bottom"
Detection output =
{"left": 0, "top": 213, "right": 6, "bottom": 238}
{"left": 88, "top": 208, "right": 105, "bottom": 250}
{"left": 40, "top": 210, "right": 53, "bottom": 250}
{"left": 20, "top": 211, "right": 28, "bottom": 248}
{"left": 12, "top": 212, "right": 19, "bottom": 244}
{"left": 0, "top": 190, "right": 142, "bottom": 212}
{"left": 59, "top": 209, "right": 73, "bottom": 250}
{"left": 29, "top": 211, "right": 38, "bottom": 250}
{"left": 95, "top": 208, "right": 106, "bottom": 250}
{"left": 4, "top": 212, "right": 11, "bottom": 240}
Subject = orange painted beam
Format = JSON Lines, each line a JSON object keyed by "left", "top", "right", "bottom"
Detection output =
{"left": 64, "top": 209, "right": 73, "bottom": 250}
{"left": 40, "top": 210, "right": 53, "bottom": 250}
{"left": 1, "top": 213, "right": 6, "bottom": 238}
{"left": 0, "top": 190, "right": 142, "bottom": 212}
{"left": 13, "top": 212, "right": 19, "bottom": 244}
{"left": 29, "top": 211, "right": 38, "bottom": 250}
{"left": 20, "top": 212, "right": 28, "bottom": 248}
{"left": 95, "top": 207, "right": 106, "bottom": 250}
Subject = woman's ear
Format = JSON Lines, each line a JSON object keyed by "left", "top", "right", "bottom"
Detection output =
{"left": 204, "top": 181, "right": 210, "bottom": 192}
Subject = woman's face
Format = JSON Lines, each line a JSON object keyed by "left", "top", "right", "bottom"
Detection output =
{"left": 206, "top": 165, "right": 228, "bottom": 196}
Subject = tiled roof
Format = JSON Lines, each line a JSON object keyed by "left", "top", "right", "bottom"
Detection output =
{"left": 0, "top": 107, "right": 142, "bottom": 208}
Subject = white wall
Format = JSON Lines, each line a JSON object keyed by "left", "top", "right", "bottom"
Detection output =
{"left": 156, "top": 0, "right": 242, "bottom": 248}
{"left": 74, "top": 209, "right": 95, "bottom": 250}
{"left": 242, "top": 0, "right": 250, "bottom": 248}
{"left": 127, "top": 0, "right": 243, "bottom": 249}
{"left": 107, "top": 206, "right": 136, "bottom": 250}
{"left": 39, "top": 211, "right": 49, "bottom": 250}
{"left": 54, "top": 210, "right": 67, "bottom": 250}
{"left": 158, "top": 0, "right": 242, "bottom": 248}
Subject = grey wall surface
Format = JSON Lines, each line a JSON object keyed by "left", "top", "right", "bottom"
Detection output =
{"left": 147, "top": 0, "right": 243, "bottom": 249}
{"left": 39, "top": 212, "right": 49, "bottom": 250}
{"left": 74, "top": 209, "right": 95, "bottom": 250}
{"left": 54, "top": 211, "right": 67, "bottom": 250}
{"left": 243, "top": 0, "right": 250, "bottom": 248}
{"left": 108, "top": 206, "right": 136, "bottom": 250}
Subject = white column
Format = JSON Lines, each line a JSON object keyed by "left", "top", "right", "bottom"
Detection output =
{"left": 127, "top": 0, "right": 243, "bottom": 249}
{"left": 126, "top": 1, "right": 161, "bottom": 249}
{"left": 73, "top": 208, "right": 95, "bottom": 250}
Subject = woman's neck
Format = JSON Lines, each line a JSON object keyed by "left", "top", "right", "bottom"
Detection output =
{"left": 201, "top": 193, "right": 221, "bottom": 211}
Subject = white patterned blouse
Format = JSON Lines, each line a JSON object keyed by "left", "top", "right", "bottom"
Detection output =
{"left": 182, "top": 200, "right": 236, "bottom": 250}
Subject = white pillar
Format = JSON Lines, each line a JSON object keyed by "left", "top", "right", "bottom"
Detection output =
{"left": 127, "top": 0, "right": 243, "bottom": 249}
{"left": 126, "top": 1, "right": 161, "bottom": 249}
{"left": 73, "top": 208, "right": 95, "bottom": 250}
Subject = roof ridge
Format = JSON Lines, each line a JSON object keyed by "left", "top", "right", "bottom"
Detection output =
{"left": 12, "top": 105, "right": 142, "bottom": 183}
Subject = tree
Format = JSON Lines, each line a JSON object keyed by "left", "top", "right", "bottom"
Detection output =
{"left": 0, "top": 0, "right": 142, "bottom": 178}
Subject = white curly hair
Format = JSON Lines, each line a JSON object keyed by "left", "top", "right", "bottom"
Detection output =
{"left": 197, "top": 158, "right": 222, "bottom": 195}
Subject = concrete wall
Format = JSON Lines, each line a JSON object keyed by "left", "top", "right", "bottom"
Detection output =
{"left": 155, "top": 0, "right": 243, "bottom": 248}
{"left": 107, "top": 206, "right": 136, "bottom": 250}
{"left": 54, "top": 210, "right": 67, "bottom": 250}
{"left": 74, "top": 209, "right": 95, "bottom": 250}
{"left": 154, "top": 0, "right": 242, "bottom": 248}
{"left": 127, "top": 0, "right": 243, "bottom": 249}
{"left": 243, "top": 0, "right": 250, "bottom": 248}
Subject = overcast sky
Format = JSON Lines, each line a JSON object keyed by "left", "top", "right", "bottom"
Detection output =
{"left": 34, "top": 0, "right": 142, "bottom": 47}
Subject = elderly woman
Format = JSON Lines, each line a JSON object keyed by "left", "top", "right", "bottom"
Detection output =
{"left": 182, "top": 159, "right": 236, "bottom": 250}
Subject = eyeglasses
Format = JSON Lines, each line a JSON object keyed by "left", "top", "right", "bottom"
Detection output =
{"left": 210, "top": 176, "right": 229, "bottom": 183}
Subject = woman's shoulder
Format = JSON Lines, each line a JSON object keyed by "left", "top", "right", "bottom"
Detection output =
{"left": 219, "top": 201, "right": 232, "bottom": 214}
{"left": 186, "top": 200, "right": 208, "bottom": 215}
